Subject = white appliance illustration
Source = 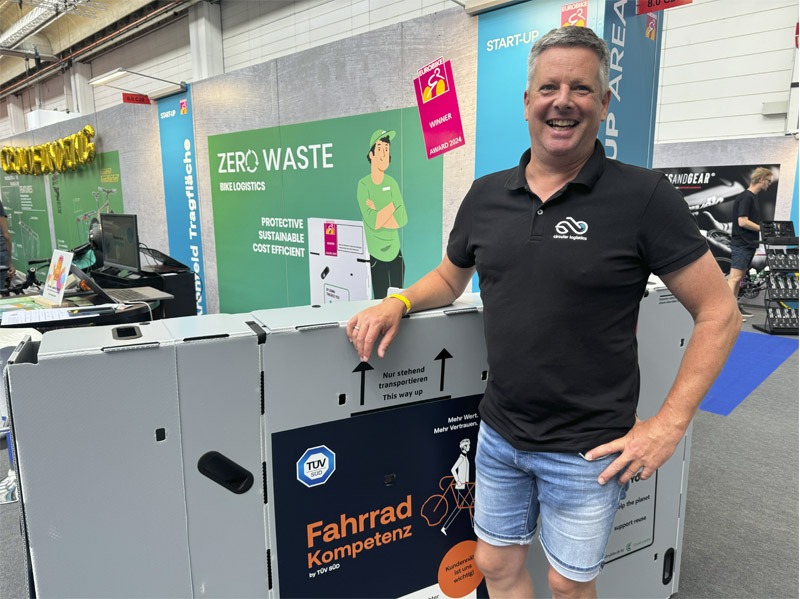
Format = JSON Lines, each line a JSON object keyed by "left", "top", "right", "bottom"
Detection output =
{"left": 307, "top": 217, "right": 372, "bottom": 304}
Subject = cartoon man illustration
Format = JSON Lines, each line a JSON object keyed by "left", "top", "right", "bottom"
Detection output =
{"left": 47, "top": 254, "right": 65, "bottom": 292}
{"left": 441, "top": 438, "right": 471, "bottom": 535}
{"left": 356, "top": 129, "right": 408, "bottom": 299}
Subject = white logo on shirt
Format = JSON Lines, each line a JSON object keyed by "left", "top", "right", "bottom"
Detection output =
{"left": 553, "top": 217, "right": 589, "bottom": 240}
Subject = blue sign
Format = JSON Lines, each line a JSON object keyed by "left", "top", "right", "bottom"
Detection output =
{"left": 296, "top": 445, "right": 336, "bottom": 487}
{"left": 475, "top": 1, "right": 606, "bottom": 179}
{"left": 598, "top": 2, "right": 662, "bottom": 168}
{"left": 157, "top": 84, "right": 207, "bottom": 314}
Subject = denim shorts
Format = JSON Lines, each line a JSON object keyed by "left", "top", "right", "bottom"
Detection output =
{"left": 730, "top": 241, "right": 756, "bottom": 271}
{"left": 474, "top": 421, "right": 627, "bottom": 582}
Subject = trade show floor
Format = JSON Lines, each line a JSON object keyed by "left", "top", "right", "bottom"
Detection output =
{"left": 0, "top": 307, "right": 797, "bottom": 599}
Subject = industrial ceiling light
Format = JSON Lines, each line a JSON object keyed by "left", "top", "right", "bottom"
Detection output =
{"left": 89, "top": 67, "right": 185, "bottom": 89}
{"left": 88, "top": 67, "right": 186, "bottom": 97}
{"left": 87, "top": 67, "right": 128, "bottom": 86}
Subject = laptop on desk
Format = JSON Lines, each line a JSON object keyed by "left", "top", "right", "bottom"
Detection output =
{"left": 69, "top": 265, "right": 174, "bottom": 304}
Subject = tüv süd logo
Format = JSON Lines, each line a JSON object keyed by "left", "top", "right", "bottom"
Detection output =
{"left": 297, "top": 445, "right": 336, "bottom": 488}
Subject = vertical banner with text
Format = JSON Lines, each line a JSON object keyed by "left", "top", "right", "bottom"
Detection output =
{"left": 158, "top": 84, "right": 206, "bottom": 315}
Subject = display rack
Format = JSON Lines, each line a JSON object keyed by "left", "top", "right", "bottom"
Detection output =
{"left": 753, "top": 221, "right": 798, "bottom": 335}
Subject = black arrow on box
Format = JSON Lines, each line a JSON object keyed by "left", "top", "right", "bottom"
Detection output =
{"left": 435, "top": 349, "right": 453, "bottom": 392}
{"left": 353, "top": 361, "right": 374, "bottom": 405}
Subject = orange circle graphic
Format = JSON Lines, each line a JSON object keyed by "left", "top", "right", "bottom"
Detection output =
{"left": 437, "top": 540, "right": 484, "bottom": 598}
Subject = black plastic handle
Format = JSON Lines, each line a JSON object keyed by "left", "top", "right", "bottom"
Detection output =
{"left": 197, "top": 451, "right": 254, "bottom": 495}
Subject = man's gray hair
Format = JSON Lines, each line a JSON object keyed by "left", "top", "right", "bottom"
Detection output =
{"left": 527, "top": 26, "right": 610, "bottom": 95}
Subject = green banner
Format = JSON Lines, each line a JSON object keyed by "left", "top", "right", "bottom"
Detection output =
{"left": 48, "top": 151, "right": 124, "bottom": 252}
{"left": 209, "top": 108, "right": 443, "bottom": 312}
{"left": 1, "top": 172, "right": 50, "bottom": 266}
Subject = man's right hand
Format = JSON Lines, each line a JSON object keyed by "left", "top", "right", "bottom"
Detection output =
{"left": 345, "top": 256, "right": 475, "bottom": 362}
{"left": 346, "top": 297, "right": 407, "bottom": 362}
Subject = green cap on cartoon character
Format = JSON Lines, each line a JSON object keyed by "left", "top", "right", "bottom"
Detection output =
{"left": 369, "top": 129, "right": 396, "bottom": 149}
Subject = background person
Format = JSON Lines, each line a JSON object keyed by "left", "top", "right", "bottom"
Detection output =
{"left": 346, "top": 26, "right": 740, "bottom": 598}
{"left": 726, "top": 167, "right": 773, "bottom": 319}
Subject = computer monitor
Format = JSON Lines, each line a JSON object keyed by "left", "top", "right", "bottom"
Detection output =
{"left": 99, "top": 213, "right": 141, "bottom": 273}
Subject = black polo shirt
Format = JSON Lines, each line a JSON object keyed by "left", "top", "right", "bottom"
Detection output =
{"left": 731, "top": 189, "right": 760, "bottom": 248}
{"left": 447, "top": 142, "right": 707, "bottom": 452}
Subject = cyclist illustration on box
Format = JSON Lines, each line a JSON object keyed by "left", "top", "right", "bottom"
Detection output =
{"left": 356, "top": 129, "right": 408, "bottom": 299}
{"left": 421, "top": 438, "right": 475, "bottom": 536}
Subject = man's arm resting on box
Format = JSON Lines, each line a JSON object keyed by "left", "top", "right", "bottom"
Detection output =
{"left": 586, "top": 251, "right": 741, "bottom": 485}
{"left": 346, "top": 255, "right": 474, "bottom": 362}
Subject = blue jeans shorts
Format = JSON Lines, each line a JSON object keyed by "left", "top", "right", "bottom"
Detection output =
{"left": 474, "top": 421, "right": 627, "bottom": 582}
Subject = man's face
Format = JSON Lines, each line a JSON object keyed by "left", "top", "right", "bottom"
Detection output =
{"left": 758, "top": 178, "right": 773, "bottom": 193}
{"left": 524, "top": 46, "right": 611, "bottom": 167}
{"left": 460, "top": 440, "right": 470, "bottom": 454}
{"left": 371, "top": 140, "right": 391, "bottom": 171}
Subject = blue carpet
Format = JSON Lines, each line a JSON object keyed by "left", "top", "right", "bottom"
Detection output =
{"left": 700, "top": 331, "right": 798, "bottom": 416}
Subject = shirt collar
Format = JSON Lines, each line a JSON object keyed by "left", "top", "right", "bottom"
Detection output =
{"left": 505, "top": 140, "right": 607, "bottom": 192}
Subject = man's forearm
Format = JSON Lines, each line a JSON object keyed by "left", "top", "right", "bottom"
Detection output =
{"left": 739, "top": 217, "right": 760, "bottom": 232}
{"left": 398, "top": 264, "right": 472, "bottom": 314}
{"left": 654, "top": 309, "right": 740, "bottom": 434}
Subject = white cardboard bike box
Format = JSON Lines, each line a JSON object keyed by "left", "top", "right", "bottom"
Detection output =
{"left": 4, "top": 289, "right": 693, "bottom": 598}
{"left": 5, "top": 314, "right": 268, "bottom": 597}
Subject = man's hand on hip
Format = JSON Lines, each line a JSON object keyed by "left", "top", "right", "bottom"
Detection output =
{"left": 585, "top": 415, "right": 686, "bottom": 485}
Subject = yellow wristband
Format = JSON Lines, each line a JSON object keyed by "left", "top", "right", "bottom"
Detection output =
{"left": 387, "top": 293, "right": 411, "bottom": 315}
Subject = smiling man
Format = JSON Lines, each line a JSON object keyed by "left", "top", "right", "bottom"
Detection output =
{"left": 347, "top": 26, "right": 739, "bottom": 598}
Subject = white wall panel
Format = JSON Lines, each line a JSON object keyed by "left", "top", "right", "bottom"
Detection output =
{"left": 660, "top": 0, "right": 793, "bottom": 29}
{"left": 660, "top": 50, "right": 795, "bottom": 87}
{"left": 662, "top": 5, "right": 796, "bottom": 48}
{"left": 659, "top": 114, "right": 789, "bottom": 142}
{"left": 664, "top": 27, "right": 794, "bottom": 65}
{"left": 659, "top": 93, "right": 790, "bottom": 122}
{"left": 655, "top": 0, "right": 797, "bottom": 142}
{"left": 659, "top": 72, "right": 790, "bottom": 105}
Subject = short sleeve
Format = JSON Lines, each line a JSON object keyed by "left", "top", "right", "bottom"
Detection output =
{"left": 735, "top": 193, "right": 753, "bottom": 218}
{"left": 446, "top": 185, "right": 476, "bottom": 269}
{"left": 639, "top": 176, "right": 708, "bottom": 276}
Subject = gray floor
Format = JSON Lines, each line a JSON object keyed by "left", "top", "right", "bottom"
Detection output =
{"left": 0, "top": 306, "right": 797, "bottom": 598}
{"left": 671, "top": 307, "right": 799, "bottom": 599}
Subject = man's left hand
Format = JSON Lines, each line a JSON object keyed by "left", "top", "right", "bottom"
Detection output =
{"left": 585, "top": 416, "right": 686, "bottom": 485}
